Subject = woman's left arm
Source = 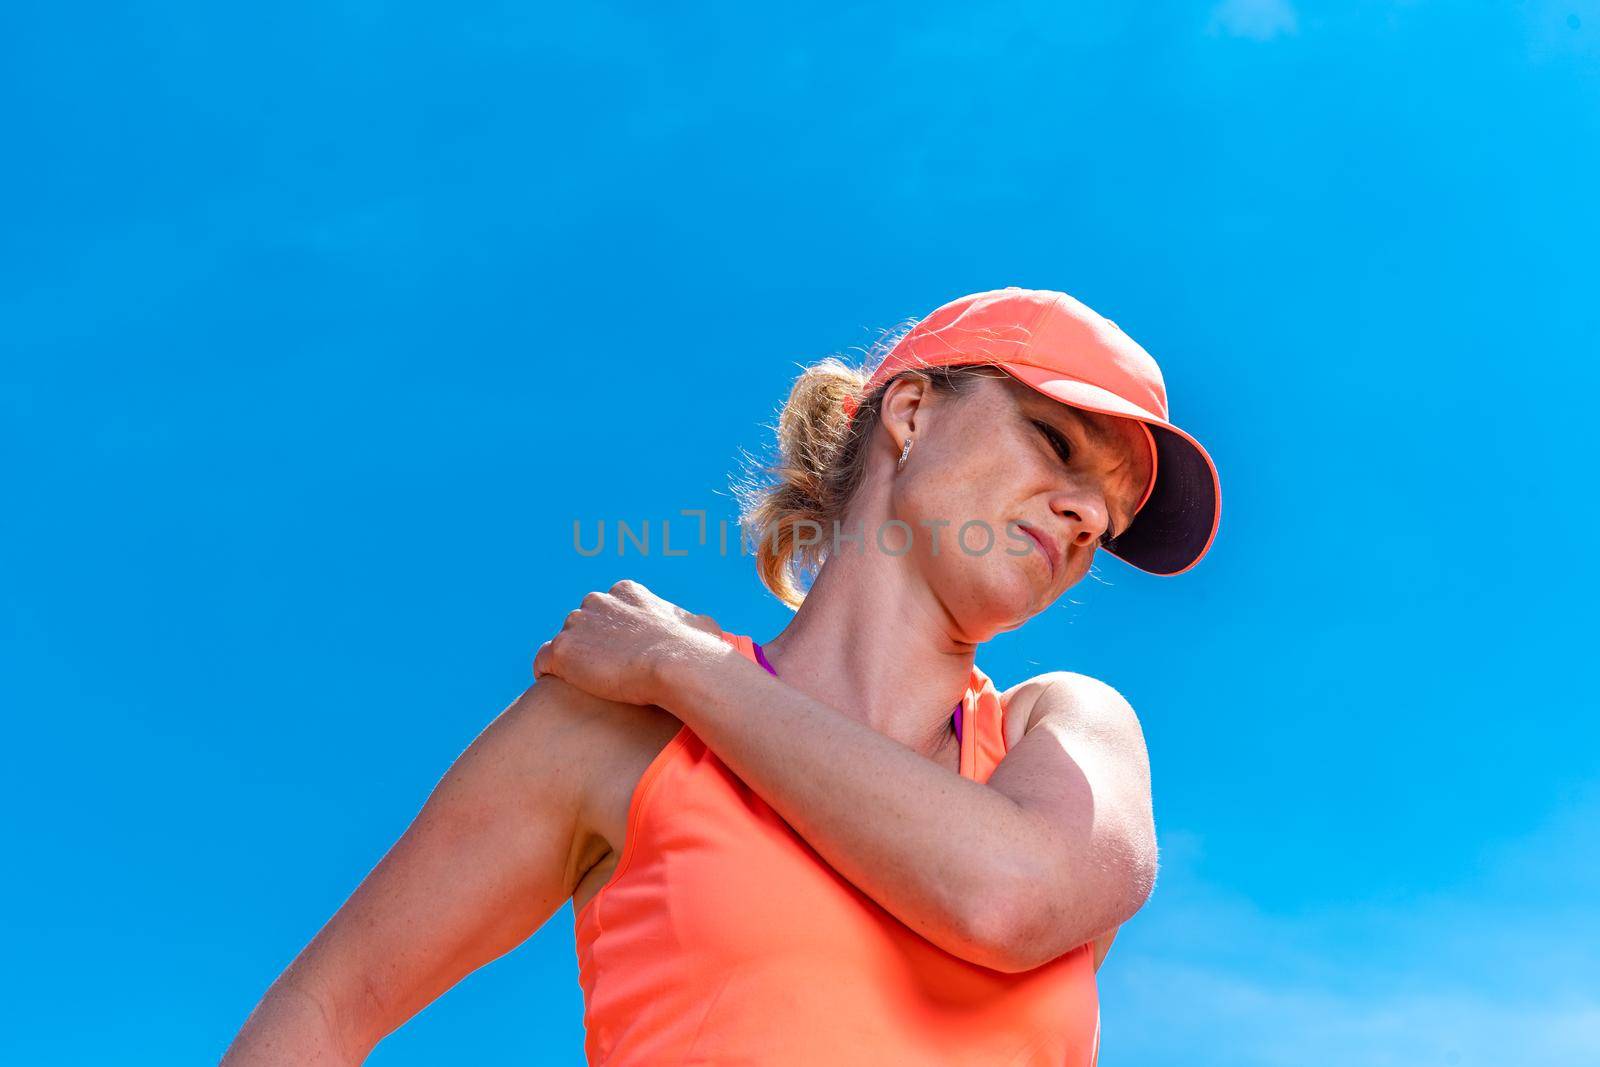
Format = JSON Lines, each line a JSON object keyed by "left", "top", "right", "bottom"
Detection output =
{"left": 533, "top": 581, "right": 1157, "bottom": 974}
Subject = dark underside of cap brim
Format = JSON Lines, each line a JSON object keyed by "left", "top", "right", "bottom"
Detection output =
{"left": 1106, "top": 424, "right": 1219, "bottom": 576}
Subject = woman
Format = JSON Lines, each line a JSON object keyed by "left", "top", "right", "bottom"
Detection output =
{"left": 224, "top": 286, "right": 1221, "bottom": 1065}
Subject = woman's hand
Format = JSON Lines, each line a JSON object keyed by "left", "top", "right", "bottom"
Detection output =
{"left": 532, "top": 579, "right": 724, "bottom": 707}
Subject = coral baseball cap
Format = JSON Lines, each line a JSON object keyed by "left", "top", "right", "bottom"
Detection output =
{"left": 841, "top": 286, "right": 1221, "bottom": 576}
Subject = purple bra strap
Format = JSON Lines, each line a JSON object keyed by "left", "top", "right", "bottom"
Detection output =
{"left": 751, "top": 640, "right": 779, "bottom": 677}
{"left": 752, "top": 640, "right": 963, "bottom": 745}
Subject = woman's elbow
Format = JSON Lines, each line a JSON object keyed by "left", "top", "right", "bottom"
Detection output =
{"left": 223, "top": 977, "right": 370, "bottom": 1066}
{"left": 964, "top": 860, "right": 1155, "bottom": 974}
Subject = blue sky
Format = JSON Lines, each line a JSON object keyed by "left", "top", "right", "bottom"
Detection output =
{"left": 2, "top": 2, "right": 1597, "bottom": 1064}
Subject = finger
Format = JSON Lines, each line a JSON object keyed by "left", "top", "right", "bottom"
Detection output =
{"left": 532, "top": 640, "right": 553, "bottom": 677}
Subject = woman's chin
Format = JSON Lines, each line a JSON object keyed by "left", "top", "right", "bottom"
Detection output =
{"left": 963, "top": 574, "right": 1046, "bottom": 636}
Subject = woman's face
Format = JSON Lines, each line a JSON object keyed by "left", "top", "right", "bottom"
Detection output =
{"left": 882, "top": 372, "right": 1156, "bottom": 638}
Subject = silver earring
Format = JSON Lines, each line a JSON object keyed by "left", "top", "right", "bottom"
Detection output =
{"left": 897, "top": 435, "right": 914, "bottom": 471}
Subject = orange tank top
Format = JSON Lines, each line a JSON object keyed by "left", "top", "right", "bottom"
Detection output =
{"left": 573, "top": 631, "right": 1101, "bottom": 1066}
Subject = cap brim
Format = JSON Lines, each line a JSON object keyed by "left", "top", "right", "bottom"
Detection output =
{"left": 996, "top": 363, "right": 1221, "bottom": 576}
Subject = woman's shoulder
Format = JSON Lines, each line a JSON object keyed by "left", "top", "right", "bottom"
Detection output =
{"left": 998, "top": 669, "right": 1141, "bottom": 750}
{"left": 527, "top": 671, "right": 684, "bottom": 788}
{"left": 508, "top": 674, "right": 683, "bottom": 770}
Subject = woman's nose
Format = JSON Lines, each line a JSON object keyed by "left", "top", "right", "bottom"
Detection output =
{"left": 1054, "top": 495, "right": 1110, "bottom": 547}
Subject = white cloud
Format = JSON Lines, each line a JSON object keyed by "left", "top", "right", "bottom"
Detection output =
{"left": 1105, "top": 960, "right": 1600, "bottom": 1067}
{"left": 1208, "top": 0, "right": 1299, "bottom": 41}
{"left": 1099, "top": 793, "right": 1600, "bottom": 1066}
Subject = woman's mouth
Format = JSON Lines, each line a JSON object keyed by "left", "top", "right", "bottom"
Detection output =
{"left": 1019, "top": 523, "right": 1059, "bottom": 581}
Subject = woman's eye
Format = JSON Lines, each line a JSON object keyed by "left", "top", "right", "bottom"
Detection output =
{"left": 1034, "top": 421, "right": 1073, "bottom": 464}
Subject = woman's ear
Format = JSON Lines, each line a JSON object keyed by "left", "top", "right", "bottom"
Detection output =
{"left": 879, "top": 373, "right": 932, "bottom": 445}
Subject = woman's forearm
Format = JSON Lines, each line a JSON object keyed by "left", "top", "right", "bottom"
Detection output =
{"left": 654, "top": 639, "right": 1058, "bottom": 970}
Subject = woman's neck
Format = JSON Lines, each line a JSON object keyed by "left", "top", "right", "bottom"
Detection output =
{"left": 758, "top": 545, "right": 975, "bottom": 756}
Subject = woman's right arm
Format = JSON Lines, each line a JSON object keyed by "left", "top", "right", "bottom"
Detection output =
{"left": 223, "top": 676, "right": 606, "bottom": 1065}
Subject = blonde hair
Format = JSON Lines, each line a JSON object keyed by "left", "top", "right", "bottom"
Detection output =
{"left": 733, "top": 328, "right": 1004, "bottom": 608}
